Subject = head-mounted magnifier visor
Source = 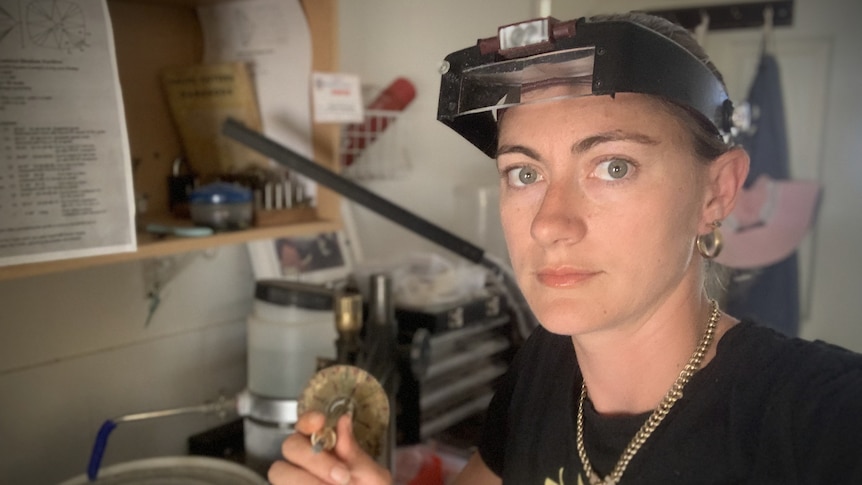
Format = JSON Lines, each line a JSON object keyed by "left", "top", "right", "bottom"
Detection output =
{"left": 456, "top": 46, "right": 596, "bottom": 116}
{"left": 438, "top": 17, "right": 734, "bottom": 158}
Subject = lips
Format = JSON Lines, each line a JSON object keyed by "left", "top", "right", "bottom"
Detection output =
{"left": 536, "top": 267, "right": 599, "bottom": 287}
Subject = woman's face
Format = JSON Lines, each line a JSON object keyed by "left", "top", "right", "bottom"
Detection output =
{"left": 496, "top": 93, "right": 711, "bottom": 336}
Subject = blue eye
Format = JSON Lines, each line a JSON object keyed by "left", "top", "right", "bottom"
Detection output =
{"left": 506, "top": 166, "right": 541, "bottom": 187}
{"left": 595, "top": 158, "right": 633, "bottom": 181}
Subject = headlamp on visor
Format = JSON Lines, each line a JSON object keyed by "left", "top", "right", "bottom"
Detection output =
{"left": 437, "top": 16, "right": 735, "bottom": 158}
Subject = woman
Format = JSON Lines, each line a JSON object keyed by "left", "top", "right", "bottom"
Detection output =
{"left": 268, "top": 12, "right": 862, "bottom": 485}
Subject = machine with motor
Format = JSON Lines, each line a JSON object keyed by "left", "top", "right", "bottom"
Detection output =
{"left": 83, "top": 275, "right": 410, "bottom": 479}
{"left": 241, "top": 272, "right": 409, "bottom": 473}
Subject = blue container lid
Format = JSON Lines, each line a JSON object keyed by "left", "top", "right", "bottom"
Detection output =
{"left": 189, "top": 182, "right": 252, "bottom": 204}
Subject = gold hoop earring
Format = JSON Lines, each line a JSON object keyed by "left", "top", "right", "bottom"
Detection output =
{"left": 696, "top": 221, "right": 723, "bottom": 259}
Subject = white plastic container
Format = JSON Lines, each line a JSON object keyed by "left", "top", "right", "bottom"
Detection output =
{"left": 247, "top": 280, "right": 336, "bottom": 399}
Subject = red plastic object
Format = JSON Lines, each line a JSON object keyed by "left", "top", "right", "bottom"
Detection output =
{"left": 407, "top": 453, "right": 443, "bottom": 485}
{"left": 341, "top": 77, "right": 416, "bottom": 166}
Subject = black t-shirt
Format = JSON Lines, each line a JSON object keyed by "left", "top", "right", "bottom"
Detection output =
{"left": 479, "top": 321, "right": 862, "bottom": 484}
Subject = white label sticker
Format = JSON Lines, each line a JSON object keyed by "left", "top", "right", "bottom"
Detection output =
{"left": 311, "top": 72, "right": 364, "bottom": 123}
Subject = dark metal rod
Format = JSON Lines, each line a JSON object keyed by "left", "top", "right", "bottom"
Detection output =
{"left": 222, "top": 118, "right": 489, "bottom": 267}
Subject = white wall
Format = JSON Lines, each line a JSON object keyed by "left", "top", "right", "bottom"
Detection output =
{"left": 0, "top": 246, "right": 254, "bottom": 484}
{"left": 707, "top": 0, "right": 862, "bottom": 351}
{"left": 336, "top": 0, "right": 534, "bottom": 264}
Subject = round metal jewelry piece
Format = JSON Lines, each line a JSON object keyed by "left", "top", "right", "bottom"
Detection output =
{"left": 298, "top": 365, "right": 390, "bottom": 458}
{"left": 696, "top": 221, "right": 724, "bottom": 259}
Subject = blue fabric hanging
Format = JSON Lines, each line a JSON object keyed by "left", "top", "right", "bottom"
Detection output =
{"left": 725, "top": 53, "right": 800, "bottom": 336}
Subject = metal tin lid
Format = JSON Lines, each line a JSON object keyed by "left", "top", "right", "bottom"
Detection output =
{"left": 189, "top": 182, "right": 252, "bottom": 204}
{"left": 254, "top": 280, "right": 334, "bottom": 310}
{"left": 58, "top": 456, "right": 267, "bottom": 485}
{"left": 236, "top": 389, "right": 298, "bottom": 424}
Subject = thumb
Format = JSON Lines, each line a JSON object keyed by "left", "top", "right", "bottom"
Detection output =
{"left": 333, "top": 413, "right": 364, "bottom": 462}
{"left": 332, "top": 413, "right": 392, "bottom": 484}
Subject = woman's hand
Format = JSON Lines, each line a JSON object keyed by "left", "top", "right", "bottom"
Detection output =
{"left": 268, "top": 411, "right": 392, "bottom": 485}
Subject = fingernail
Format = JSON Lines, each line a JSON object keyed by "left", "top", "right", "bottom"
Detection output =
{"left": 330, "top": 465, "right": 350, "bottom": 485}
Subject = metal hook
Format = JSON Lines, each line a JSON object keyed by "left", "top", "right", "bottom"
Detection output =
{"left": 694, "top": 9, "right": 710, "bottom": 46}
{"left": 763, "top": 5, "right": 775, "bottom": 54}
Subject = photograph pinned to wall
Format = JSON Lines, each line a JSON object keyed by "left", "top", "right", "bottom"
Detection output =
{"left": 247, "top": 230, "right": 355, "bottom": 285}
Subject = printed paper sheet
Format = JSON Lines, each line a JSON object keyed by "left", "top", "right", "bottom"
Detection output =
{"left": 0, "top": 0, "right": 136, "bottom": 266}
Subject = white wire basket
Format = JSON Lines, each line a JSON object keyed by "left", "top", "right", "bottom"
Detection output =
{"left": 340, "top": 109, "right": 411, "bottom": 181}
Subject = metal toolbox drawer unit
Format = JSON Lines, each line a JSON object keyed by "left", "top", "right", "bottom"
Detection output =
{"left": 396, "top": 313, "right": 513, "bottom": 445}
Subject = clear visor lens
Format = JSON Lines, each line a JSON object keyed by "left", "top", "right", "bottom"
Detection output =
{"left": 457, "top": 46, "right": 597, "bottom": 116}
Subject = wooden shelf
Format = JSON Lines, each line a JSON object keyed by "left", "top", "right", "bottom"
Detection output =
{"left": 0, "top": 218, "right": 341, "bottom": 280}
{"left": 0, "top": 0, "right": 341, "bottom": 281}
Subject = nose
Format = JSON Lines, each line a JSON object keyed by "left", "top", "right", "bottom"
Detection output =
{"left": 530, "top": 180, "right": 588, "bottom": 247}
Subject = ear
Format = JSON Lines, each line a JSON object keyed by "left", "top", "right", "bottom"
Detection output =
{"left": 700, "top": 147, "right": 750, "bottom": 231}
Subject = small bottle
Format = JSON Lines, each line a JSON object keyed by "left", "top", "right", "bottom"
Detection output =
{"left": 334, "top": 292, "right": 363, "bottom": 365}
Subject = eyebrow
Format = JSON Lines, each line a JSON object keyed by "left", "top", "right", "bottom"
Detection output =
{"left": 496, "top": 130, "right": 660, "bottom": 161}
{"left": 496, "top": 144, "right": 541, "bottom": 160}
{"left": 572, "top": 130, "right": 660, "bottom": 154}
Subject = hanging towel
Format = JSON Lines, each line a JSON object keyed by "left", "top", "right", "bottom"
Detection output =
{"left": 725, "top": 53, "right": 801, "bottom": 336}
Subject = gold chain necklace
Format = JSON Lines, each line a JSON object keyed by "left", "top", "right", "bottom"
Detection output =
{"left": 575, "top": 299, "right": 720, "bottom": 485}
